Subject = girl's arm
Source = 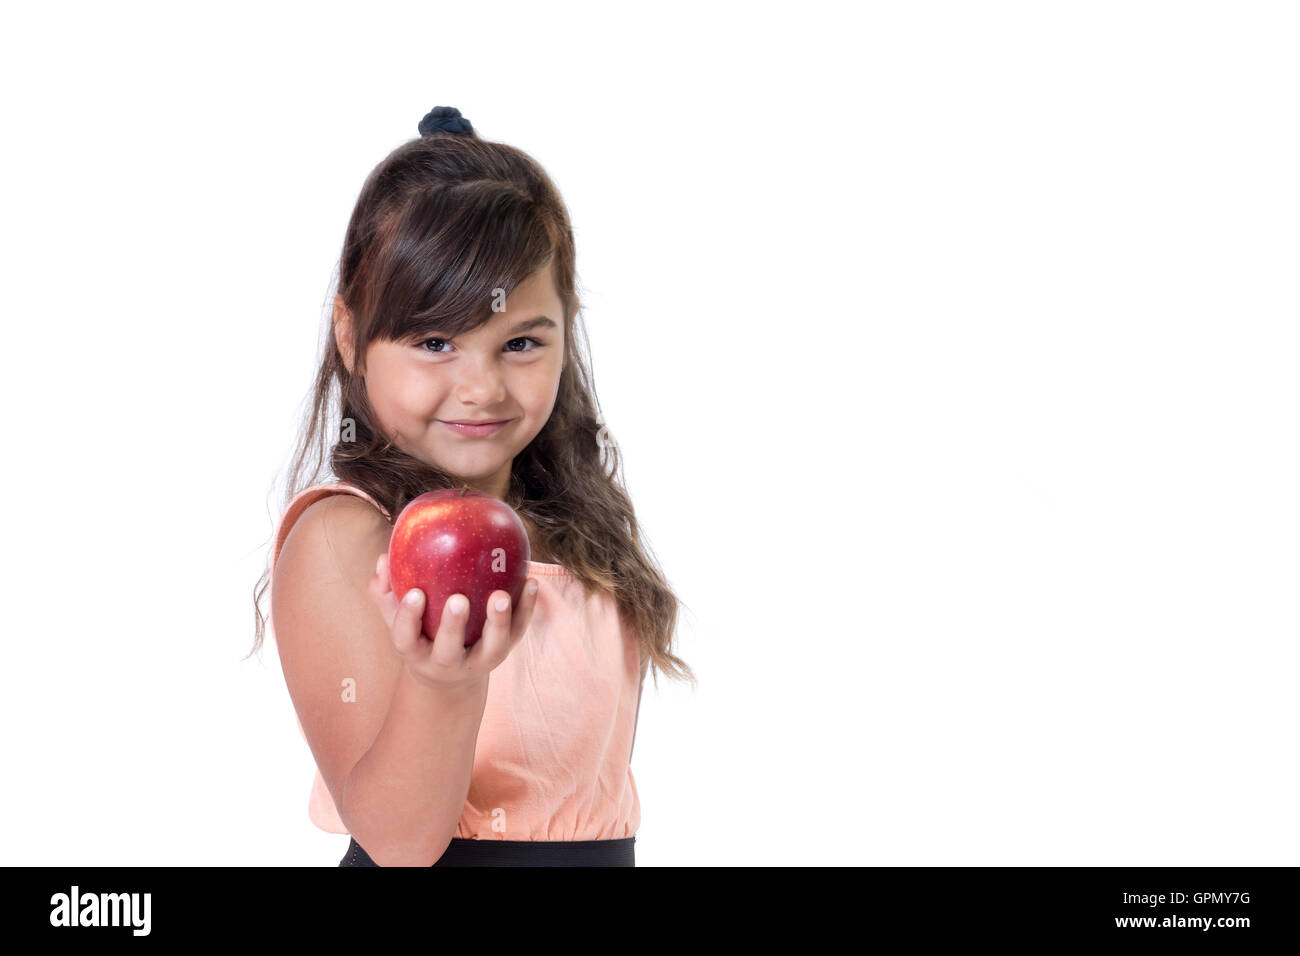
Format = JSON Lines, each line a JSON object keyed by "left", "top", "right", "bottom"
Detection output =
{"left": 343, "top": 665, "right": 487, "bottom": 865}
{"left": 272, "top": 494, "right": 483, "bottom": 866}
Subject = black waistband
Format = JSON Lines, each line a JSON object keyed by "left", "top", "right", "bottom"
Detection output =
{"left": 340, "top": 835, "right": 635, "bottom": 867}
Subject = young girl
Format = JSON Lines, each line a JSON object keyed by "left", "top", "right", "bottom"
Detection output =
{"left": 249, "top": 105, "right": 694, "bottom": 867}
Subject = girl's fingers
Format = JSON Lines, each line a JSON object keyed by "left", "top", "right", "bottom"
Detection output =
{"left": 431, "top": 594, "right": 471, "bottom": 669}
{"left": 391, "top": 587, "right": 425, "bottom": 657}
{"left": 369, "top": 553, "right": 399, "bottom": 629}
{"left": 393, "top": 580, "right": 538, "bottom": 677}
{"left": 478, "top": 589, "right": 516, "bottom": 658}
{"left": 510, "top": 579, "right": 540, "bottom": 645}
{"left": 465, "top": 580, "right": 539, "bottom": 671}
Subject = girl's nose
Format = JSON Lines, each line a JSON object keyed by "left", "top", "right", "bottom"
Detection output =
{"left": 454, "top": 362, "right": 506, "bottom": 404}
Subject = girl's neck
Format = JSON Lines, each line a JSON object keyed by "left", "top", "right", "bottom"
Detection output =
{"left": 521, "top": 515, "right": 555, "bottom": 565}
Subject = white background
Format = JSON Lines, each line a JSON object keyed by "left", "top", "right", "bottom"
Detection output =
{"left": 1, "top": 1, "right": 1296, "bottom": 866}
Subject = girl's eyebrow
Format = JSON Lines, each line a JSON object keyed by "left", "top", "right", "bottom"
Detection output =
{"left": 507, "top": 316, "right": 558, "bottom": 334}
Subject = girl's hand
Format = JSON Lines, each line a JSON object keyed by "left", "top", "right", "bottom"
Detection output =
{"left": 368, "top": 552, "right": 539, "bottom": 692}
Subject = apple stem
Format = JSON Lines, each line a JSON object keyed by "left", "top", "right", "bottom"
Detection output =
{"left": 461, "top": 484, "right": 470, "bottom": 497}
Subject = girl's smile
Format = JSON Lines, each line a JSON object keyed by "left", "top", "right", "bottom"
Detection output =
{"left": 438, "top": 418, "right": 515, "bottom": 437}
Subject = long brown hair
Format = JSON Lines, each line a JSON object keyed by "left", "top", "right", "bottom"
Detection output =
{"left": 248, "top": 110, "right": 695, "bottom": 687}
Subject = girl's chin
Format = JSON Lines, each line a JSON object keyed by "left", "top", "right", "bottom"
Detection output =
{"left": 420, "top": 449, "right": 510, "bottom": 477}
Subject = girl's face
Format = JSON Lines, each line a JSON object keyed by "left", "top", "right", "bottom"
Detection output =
{"left": 341, "top": 267, "right": 567, "bottom": 500}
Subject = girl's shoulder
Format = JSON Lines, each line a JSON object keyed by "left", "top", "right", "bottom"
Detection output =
{"left": 285, "top": 480, "right": 391, "bottom": 521}
{"left": 272, "top": 482, "right": 391, "bottom": 580}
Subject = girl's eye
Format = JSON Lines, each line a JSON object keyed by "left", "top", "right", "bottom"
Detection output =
{"left": 417, "top": 336, "right": 543, "bottom": 354}
{"left": 504, "top": 336, "right": 543, "bottom": 353}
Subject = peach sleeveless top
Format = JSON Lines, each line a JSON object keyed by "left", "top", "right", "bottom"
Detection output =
{"left": 265, "top": 480, "right": 644, "bottom": 841}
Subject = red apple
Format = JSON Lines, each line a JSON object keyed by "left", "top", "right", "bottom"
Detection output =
{"left": 387, "top": 485, "right": 531, "bottom": 647}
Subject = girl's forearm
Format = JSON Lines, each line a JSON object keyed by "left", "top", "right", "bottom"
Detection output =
{"left": 340, "top": 668, "right": 488, "bottom": 866}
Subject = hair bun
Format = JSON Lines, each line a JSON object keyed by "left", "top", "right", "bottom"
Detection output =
{"left": 418, "top": 106, "right": 473, "bottom": 137}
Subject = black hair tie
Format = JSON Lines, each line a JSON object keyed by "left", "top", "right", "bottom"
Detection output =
{"left": 418, "top": 106, "right": 473, "bottom": 136}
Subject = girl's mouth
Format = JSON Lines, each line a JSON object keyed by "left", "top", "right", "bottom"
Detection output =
{"left": 439, "top": 419, "right": 513, "bottom": 437}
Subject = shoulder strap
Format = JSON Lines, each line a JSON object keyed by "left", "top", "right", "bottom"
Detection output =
{"left": 270, "top": 481, "right": 391, "bottom": 577}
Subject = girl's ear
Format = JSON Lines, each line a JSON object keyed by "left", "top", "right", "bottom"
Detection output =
{"left": 333, "top": 294, "right": 356, "bottom": 374}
